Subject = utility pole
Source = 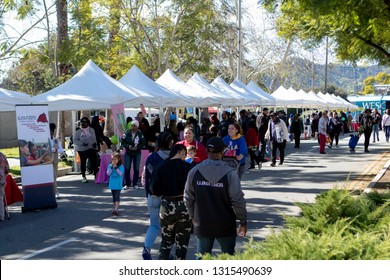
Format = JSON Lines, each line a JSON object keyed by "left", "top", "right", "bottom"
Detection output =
{"left": 311, "top": 52, "right": 314, "bottom": 91}
{"left": 324, "top": 36, "right": 329, "bottom": 93}
{"left": 237, "top": 0, "right": 242, "bottom": 81}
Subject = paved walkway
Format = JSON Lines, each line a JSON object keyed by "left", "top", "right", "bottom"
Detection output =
{"left": 1, "top": 132, "right": 389, "bottom": 260}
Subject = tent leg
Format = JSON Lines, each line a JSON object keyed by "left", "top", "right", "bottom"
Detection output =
{"left": 159, "top": 106, "right": 165, "bottom": 132}
{"left": 71, "top": 111, "right": 79, "bottom": 173}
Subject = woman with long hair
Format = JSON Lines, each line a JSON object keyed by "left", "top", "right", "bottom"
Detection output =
{"left": 222, "top": 122, "right": 248, "bottom": 180}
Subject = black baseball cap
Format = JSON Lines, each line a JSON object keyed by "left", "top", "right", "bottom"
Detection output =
{"left": 206, "top": 137, "right": 227, "bottom": 153}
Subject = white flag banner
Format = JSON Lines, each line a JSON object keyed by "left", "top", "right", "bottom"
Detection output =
{"left": 15, "top": 105, "right": 57, "bottom": 212}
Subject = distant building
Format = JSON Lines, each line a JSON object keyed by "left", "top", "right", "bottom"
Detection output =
{"left": 347, "top": 94, "right": 390, "bottom": 114}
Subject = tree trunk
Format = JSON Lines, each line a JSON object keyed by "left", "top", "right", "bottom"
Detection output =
{"left": 56, "top": 0, "right": 69, "bottom": 147}
{"left": 104, "top": 109, "right": 114, "bottom": 136}
{"left": 56, "top": 0, "right": 68, "bottom": 67}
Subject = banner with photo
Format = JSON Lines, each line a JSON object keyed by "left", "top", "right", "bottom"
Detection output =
{"left": 16, "top": 105, "right": 57, "bottom": 212}
{"left": 111, "top": 103, "right": 126, "bottom": 139}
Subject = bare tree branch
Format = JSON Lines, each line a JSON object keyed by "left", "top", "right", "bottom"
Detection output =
{"left": 0, "top": 3, "right": 56, "bottom": 59}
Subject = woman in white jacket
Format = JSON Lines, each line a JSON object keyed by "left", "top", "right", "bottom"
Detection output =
{"left": 265, "top": 111, "right": 289, "bottom": 167}
{"left": 382, "top": 109, "right": 390, "bottom": 142}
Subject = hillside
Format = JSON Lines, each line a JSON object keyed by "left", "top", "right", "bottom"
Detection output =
{"left": 263, "top": 57, "right": 390, "bottom": 94}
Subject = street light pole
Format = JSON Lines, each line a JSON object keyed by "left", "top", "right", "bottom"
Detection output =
{"left": 237, "top": 0, "right": 242, "bottom": 81}
{"left": 324, "top": 36, "right": 329, "bottom": 93}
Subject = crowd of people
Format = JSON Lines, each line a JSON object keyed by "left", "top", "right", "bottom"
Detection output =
{"left": 102, "top": 108, "right": 348, "bottom": 259}
{"left": 13, "top": 107, "right": 386, "bottom": 257}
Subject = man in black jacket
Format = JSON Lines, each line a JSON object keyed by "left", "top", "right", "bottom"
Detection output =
{"left": 151, "top": 144, "right": 192, "bottom": 260}
{"left": 217, "top": 111, "right": 233, "bottom": 138}
{"left": 256, "top": 107, "right": 270, "bottom": 162}
{"left": 184, "top": 137, "right": 247, "bottom": 258}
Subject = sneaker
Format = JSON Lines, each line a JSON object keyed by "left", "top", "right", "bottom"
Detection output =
{"left": 142, "top": 247, "right": 152, "bottom": 260}
{"left": 270, "top": 163, "right": 276, "bottom": 167}
{"left": 248, "top": 166, "right": 255, "bottom": 170}
{"left": 112, "top": 210, "right": 118, "bottom": 216}
{"left": 328, "top": 145, "right": 332, "bottom": 149}
{"left": 278, "top": 162, "right": 283, "bottom": 165}
{"left": 123, "top": 185, "right": 129, "bottom": 190}
{"left": 258, "top": 162, "right": 262, "bottom": 169}
{"left": 365, "top": 150, "right": 370, "bottom": 153}
{"left": 55, "top": 192, "right": 60, "bottom": 199}
{"left": 320, "top": 152, "right": 326, "bottom": 154}
{"left": 134, "top": 185, "right": 142, "bottom": 190}
{"left": 81, "top": 177, "right": 88, "bottom": 183}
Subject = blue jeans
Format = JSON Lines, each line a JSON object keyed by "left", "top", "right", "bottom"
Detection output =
{"left": 372, "top": 124, "right": 379, "bottom": 141}
{"left": 124, "top": 152, "right": 141, "bottom": 186}
{"left": 384, "top": 126, "right": 390, "bottom": 142}
{"left": 196, "top": 235, "right": 236, "bottom": 259}
{"left": 144, "top": 195, "right": 161, "bottom": 251}
{"left": 238, "top": 164, "right": 245, "bottom": 180}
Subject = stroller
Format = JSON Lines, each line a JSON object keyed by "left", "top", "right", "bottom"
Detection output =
{"left": 348, "top": 133, "right": 360, "bottom": 153}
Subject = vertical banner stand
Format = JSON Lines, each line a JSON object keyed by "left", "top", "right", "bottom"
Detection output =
{"left": 15, "top": 104, "right": 57, "bottom": 212}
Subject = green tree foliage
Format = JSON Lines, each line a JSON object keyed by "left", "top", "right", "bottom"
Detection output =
{"left": 261, "top": 0, "right": 390, "bottom": 65}
{"left": 5, "top": 50, "right": 62, "bottom": 95}
{"left": 67, "top": 0, "right": 107, "bottom": 67}
{"left": 2, "top": 0, "right": 231, "bottom": 90}
{"left": 362, "top": 71, "right": 390, "bottom": 94}
{"left": 116, "top": 0, "right": 229, "bottom": 78}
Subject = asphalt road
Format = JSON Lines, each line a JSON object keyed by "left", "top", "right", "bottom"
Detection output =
{"left": 1, "top": 132, "right": 388, "bottom": 260}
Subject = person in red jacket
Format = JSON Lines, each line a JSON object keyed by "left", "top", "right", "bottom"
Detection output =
{"left": 245, "top": 120, "right": 262, "bottom": 169}
{"left": 176, "top": 125, "right": 208, "bottom": 162}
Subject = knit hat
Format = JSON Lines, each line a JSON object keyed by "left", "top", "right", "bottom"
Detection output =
{"left": 131, "top": 120, "right": 139, "bottom": 128}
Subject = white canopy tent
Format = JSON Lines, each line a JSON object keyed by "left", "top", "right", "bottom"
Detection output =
{"left": 297, "top": 89, "right": 324, "bottom": 108}
{"left": 187, "top": 73, "right": 240, "bottom": 107}
{"left": 119, "top": 65, "right": 193, "bottom": 108}
{"left": 307, "top": 90, "right": 329, "bottom": 108}
{"left": 271, "top": 86, "right": 308, "bottom": 107}
{"left": 287, "top": 87, "right": 312, "bottom": 107}
{"left": 325, "top": 93, "right": 347, "bottom": 109}
{"left": 210, "top": 76, "right": 246, "bottom": 106}
{"left": 230, "top": 78, "right": 272, "bottom": 106}
{"left": 317, "top": 91, "right": 339, "bottom": 108}
{"left": 32, "top": 60, "right": 153, "bottom": 111}
{"left": 0, "top": 88, "right": 32, "bottom": 111}
{"left": 247, "top": 81, "right": 279, "bottom": 106}
{"left": 332, "top": 94, "right": 358, "bottom": 110}
{"left": 156, "top": 69, "right": 222, "bottom": 107}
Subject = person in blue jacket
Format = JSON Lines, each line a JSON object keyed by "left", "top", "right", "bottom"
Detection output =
{"left": 106, "top": 152, "right": 124, "bottom": 216}
{"left": 222, "top": 122, "right": 248, "bottom": 180}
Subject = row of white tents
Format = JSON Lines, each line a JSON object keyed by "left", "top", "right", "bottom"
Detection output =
{"left": 1, "top": 59, "right": 357, "bottom": 114}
